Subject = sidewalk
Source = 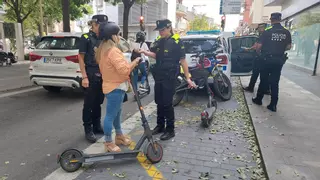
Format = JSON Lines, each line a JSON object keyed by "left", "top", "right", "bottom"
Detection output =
{"left": 74, "top": 78, "right": 267, "bottom": 180}
{"left": 241, "top": 76, "right": 320, "bottom": 180}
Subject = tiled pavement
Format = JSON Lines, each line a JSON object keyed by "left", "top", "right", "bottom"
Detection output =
{"left": 241, "top": 76, "right": 320, "bottom": 180}
{"left": 76, "top": 78, "right": 266, "bottom": 180}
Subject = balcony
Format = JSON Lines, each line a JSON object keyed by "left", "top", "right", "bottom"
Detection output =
{"left": 176, "top": 3, "right": 187, "bottom": 15}
{"left": 264, "top": 0, "right": 285, "bottom": 6}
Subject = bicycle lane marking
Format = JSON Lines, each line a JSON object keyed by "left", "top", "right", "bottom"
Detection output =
{"left": 44, "top": 101, "right": 163, "bottom": 180}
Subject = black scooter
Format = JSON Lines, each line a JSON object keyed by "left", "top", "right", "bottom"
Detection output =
{"left": 173, "top": 42, "right": 218, "bottom": 128}
{"left": 57, "top": 61, "right": 163, "bottom": 172}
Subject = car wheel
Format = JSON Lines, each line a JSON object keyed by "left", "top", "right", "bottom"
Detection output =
{"left": 43, "top": 86, "right": 62, "bottom": 93}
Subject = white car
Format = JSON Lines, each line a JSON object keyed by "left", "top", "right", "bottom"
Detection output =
{"left": 29, "top": 32, "right": 146, "bottom": 92}
{"left": 180, "top": 34, "right": 258, "bottom": 77}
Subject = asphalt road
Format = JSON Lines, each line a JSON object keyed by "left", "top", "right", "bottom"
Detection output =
{"left": 0, "top": 83, "right": 155, "bottom": 180}
{"left": 0, "top": 64, "right": 32, "bottom": 92}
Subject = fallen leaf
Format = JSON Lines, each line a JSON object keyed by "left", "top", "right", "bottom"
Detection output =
{"left": 223, "top": 174, "right": 230, "bottom": 179}
{"left": 276, "top": 169, "right": 281, "bottom": 174}
{"left": 106, "top": 168, "right": 111, "bottom": 171}
{"left": 5, "top": 161, "right": 9, "bottom": 164}
{"left": 294, "top": 171, "right": 300, "bottom": 177}
{"left": 199, "top": 172, "right": 209, "bottom": 180}
{"left": 172, "top": 168, "right": 179, "bottom": 174}
{"left": 20, "top": 163, "right": 26, "bottom": 166}
{"left": 47, "top": 154, "right": 51, "bottom": 157}
{"left": 113, "top": 172, "right": 126, "bottom": 178}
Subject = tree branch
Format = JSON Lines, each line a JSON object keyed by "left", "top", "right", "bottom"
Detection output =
{"left": 21, "top": 0, "right": 40, "bottom": 21}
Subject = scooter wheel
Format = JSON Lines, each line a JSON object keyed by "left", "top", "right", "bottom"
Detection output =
{"left": 145, "top": 142, "right": 163, "bottom": 164}
{"left": 201, "top": 117, "right": 210, "bottom": 128}
{"left": 59, "top": 149, "right": 83, "bottom": 172}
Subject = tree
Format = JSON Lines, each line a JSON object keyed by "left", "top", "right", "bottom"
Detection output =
{"left": 189, "top": 14, "right": 219, "bottom": 31}
{"left": 4, "top": 0, "right": 40, "bottom": 34}
{"left": 105, "top": 0, "right": 146, "bottom": 40}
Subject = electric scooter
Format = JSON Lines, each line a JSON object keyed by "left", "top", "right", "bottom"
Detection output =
{"left": 173, "top": 42, "right": 218, "bottom": 128}
{"left": 57, "top": 61, "right": 164, "bottom": 172}
{"left": 134, "top": 72, "right": 151, "bottom": 101}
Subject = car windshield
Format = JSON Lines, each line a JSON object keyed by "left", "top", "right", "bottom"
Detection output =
{"left": 182, "top": 39, "right": 219, "bottom": 53}
{"left": 36, "top": 36, "right": 80, "bottom": 50}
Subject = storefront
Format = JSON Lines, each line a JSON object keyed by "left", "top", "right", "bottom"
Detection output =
{"left": 283, "top": 4, "right": 320, "bottom": 73}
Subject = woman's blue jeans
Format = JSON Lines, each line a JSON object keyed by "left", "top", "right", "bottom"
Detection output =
{"left": 133, "top": 62, "right": 147, "bottom": 90}
{"left": 104, "top": 89, "right": 125, "bottom": 142}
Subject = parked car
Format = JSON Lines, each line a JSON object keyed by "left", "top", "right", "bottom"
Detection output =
{"left": 29, "top": 32, "right": 141, "bottom": 92}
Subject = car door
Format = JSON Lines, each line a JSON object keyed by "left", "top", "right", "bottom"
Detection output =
{"left": 228, "top": 35, "right": 258, "bottom": 76}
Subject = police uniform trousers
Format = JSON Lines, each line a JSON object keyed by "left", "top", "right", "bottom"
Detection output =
{"left": 248, "top": 57, "right": 271, "bottom": 91}
{"left": 82, "top": 72, "right": 104, "bottom": 130}
{"left": 153, "top": 68, "right": 176, "bottom": 132}
{"left": 256, "top": 59, "right": 283, "bottom": 106}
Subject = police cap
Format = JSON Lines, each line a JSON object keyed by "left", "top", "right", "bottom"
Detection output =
{"left": 270, "top": 12, "right": 282, "bottom": 21}
{"left": 88, "top": 14, "right": 108, "bottom": 25}
{"left": 154, "top": 19, "right": 172, "bottom": 31}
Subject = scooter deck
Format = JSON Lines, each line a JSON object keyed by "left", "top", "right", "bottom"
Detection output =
{"left": 83, "top": 150, "right": 141, "bottom": 163}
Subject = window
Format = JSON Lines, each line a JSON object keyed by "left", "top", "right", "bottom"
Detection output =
{"left": 230, "top": 37, "right": 257, "bottom": 52}
{"left": 182, "top": 38, "right": 219, "bottom": 53}
{"left": 36, "top": 36, "right": 80, "bottom": 50}
{"left": 118, "top": 38, "right": 131, "bottom": 53}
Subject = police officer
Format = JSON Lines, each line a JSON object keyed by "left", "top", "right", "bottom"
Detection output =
{"left": 243, "top": 23, "right": 270, "bottom": 94}
{"left": 139, "top": 19, "right": 196, "bottom": 140}
{"left": 78, "top": 15, "right": 108, "bottom": 143}
{"left": 252, "top": 13, "right": 292, "bottom": 112}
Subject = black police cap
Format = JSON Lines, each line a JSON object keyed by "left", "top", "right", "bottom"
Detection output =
{"left": 270, "top": 12, "right": 282, "bottom": 21}
{"left": 88, "top": 14, "right": 108, "bottom": 25}
{"left": 154, "top": 19, "right": 172, "bottom": 31}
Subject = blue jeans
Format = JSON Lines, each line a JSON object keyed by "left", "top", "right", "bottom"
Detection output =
{"left": 104, "top": 89, "right": 125, "bottom": 142}
{"left": 133, "top": 62, "right": 147, "bottom": 90}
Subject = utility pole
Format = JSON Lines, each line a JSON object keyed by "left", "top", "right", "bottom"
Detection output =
{"left": 62, "top": 0, "right": 71, "bottom": 32}
{"left": 39, "top": 0, "right": 44, "bottom": 37}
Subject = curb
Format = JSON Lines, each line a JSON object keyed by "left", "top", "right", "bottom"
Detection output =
{"left": 239, "top": 77, "right": 270, "bottom": 180}
{"left": 15, "top": 61, "right": 30, "bottom": 65}
{"left": 285, "top": 61, "right": 314, "bottom": 75}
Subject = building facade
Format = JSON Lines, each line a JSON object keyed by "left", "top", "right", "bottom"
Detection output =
{"left": 265, "top": 0, "right": 320, "bottom": 73}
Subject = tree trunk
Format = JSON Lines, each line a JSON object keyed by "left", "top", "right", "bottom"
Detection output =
{"left": 123, "top": 4, "right": 131, "bottom": 40}
{"left": 62, "top": 0, "right": 71, "bottom": 32}
{"left": 17, "top": 18, "right": 24, "bottom": 40}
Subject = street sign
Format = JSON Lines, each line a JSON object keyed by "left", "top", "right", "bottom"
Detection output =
{"left": 220, "top": 0, "right": 242, "bottom": 15}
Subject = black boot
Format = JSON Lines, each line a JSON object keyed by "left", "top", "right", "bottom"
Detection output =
{"left": 267, "top": 104, "right": 277, "bottom": 112}
{"left": 160, "top": 129, "right": 175, "bottom": 141}
{"left": 93, "top": 125, "right": 104, "bottom": 135}
{"left": 243, "top": 86, "right": 254, "bottom": 92}
{"left": 252, "top": 97, "right": 263, "bottom": 105}
{"left": 84, "top": 126, "right": 97, "bottom": 143}
{"left": 152, "top": 125, "right": 165, "bottom": 135}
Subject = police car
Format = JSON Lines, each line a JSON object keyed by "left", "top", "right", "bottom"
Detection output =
{"left": 181, "top": 30, "right": 258, "bottom": 77}
{"left": 29, "top": 32, "right": 141, "bottom": 92}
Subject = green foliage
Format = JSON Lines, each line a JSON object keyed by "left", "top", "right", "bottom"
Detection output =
{"left": 4, "top": 0, "right": 93, "bottom": 36}
{"left": 189, "top": 14, "right": 219, "bottom": 31}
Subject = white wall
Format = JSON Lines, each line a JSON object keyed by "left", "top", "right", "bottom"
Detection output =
{"left": 167, "top": 0, "right": 177, "bottom": 28}
{"left": 250, "top": 0, "right": 282, "bottom": 24}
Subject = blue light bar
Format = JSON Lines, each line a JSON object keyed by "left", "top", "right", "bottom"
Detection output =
{"left": 186, "top": 30, "right": 221, "bottom": 35}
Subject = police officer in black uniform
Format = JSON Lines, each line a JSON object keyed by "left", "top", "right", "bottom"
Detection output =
{"left": 243, "top": 23, "right": 270, "bottom": 95}
{"left": 78, "top": 15, "right": 108, "bottom": 143}
{"left": 252, "top": 13, "right": 292, "bottom": 112}
{"left": 139, "top": 19, "right": 196, "bottom": 140}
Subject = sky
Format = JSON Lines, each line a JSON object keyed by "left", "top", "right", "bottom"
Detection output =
{"left": 182, "top": 0, "right": 241, "bottom": 31}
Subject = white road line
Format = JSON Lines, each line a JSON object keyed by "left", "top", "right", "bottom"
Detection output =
{"left": 43, "top": 101, "right": 157, "bottom": 180}
{"left": 0, "top": 87, "right": 41, "bottom": 99}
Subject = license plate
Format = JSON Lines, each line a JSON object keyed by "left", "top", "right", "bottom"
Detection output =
{"left": 44, "top": 57, "right": 62, "bottom": 64}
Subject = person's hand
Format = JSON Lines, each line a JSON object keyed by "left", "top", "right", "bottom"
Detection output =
{"left": 187, "top": 79, "right": 197, "bottom": 89}
{"left": 82, "top": 77, "right": 89, "bottom": 88}
{"left": 133, "top": 48, "right": 140, "bottom": 53}
{"left": 134, "top": 57, "right": 141, "bottom": 66}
